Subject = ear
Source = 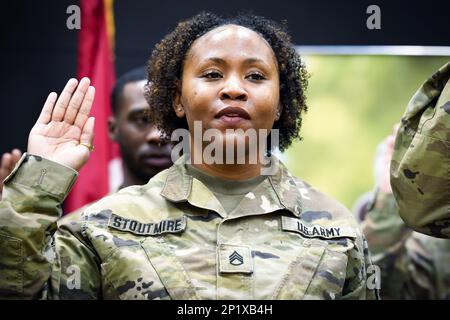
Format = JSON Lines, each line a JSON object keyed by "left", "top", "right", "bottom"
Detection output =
{"left": 108, "top": 116, "right": 118, "bottom": 141}
{"left": 172, "top": 81, "right": 186, "bottom": 118}
{"left": 274, "top": 102, "right": 283, "bottom": 121}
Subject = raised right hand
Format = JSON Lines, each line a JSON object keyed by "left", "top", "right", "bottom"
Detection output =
{"left": 27, "top": 78, "right": 95, "bottom": 171}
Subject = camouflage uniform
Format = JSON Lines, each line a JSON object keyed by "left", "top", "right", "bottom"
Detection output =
{"left": 0, "top": 153, "right": 378, "bottom": 299}
{"left": 391, "top": 61, "right": 450, "bottom": 238}
{"left": 361, "top": 191, "right": 450, "bottom": 299}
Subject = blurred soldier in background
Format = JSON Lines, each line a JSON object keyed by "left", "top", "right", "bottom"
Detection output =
{"left": 357, "top": 125, "right": 450, "bottom": 299}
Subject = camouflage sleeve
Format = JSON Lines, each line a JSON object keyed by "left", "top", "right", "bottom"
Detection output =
{"left": 0, "top": 153, "right": 101, "bottom": 299}
{"left": 47, "top": 216, "right": 104, "bottom": 299}
{"left": 391, "top": 61, "right": 450, "bottom": 238}
{"left": 360, "top": 191, "right": 449, "bottom": 299}
{"left": 341, "top": 233, "right": 380, "bottom": 300}
{"left": 400, "top": 232, "right": 448, "bottom": 299}
{"left": 361, "top": 191, "right": 411, "bottom": 257}
{"left": 360, "top": 191, "right": 414, "bottom": 299}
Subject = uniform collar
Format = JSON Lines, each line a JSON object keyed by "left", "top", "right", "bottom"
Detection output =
{"left": 160, "top": 154, "right": 302, "bottom": 218}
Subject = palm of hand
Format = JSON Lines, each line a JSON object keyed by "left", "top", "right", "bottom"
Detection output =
{"left": 27, "top": 77, "right": 95, "bottom": 171}
{"left": 29, "top": 120, "right": 89, "bottom": 170}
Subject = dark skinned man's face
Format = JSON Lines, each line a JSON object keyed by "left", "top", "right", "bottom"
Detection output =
{"left": 109, "top": 80, "right": 173, "bottom": 184}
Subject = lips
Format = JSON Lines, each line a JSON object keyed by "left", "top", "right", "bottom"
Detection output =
{"left": 215, "top": 106, "right": 251, "bottom": 120}
{"left": 141, "top": 155, "right": 172, "bottom": 168}
{"left": 140, "top": 146, "right": 172, "bottom": 168}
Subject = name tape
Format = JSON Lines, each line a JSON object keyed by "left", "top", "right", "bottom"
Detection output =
{"left": 108, "top": 214, "right": 186, "bottom": 236}
{"left": 281, "top": 216, "right": 356, "bottom": 239}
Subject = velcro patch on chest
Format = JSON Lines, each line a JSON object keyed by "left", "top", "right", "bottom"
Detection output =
{"left": 108, "top": 213, "right": 187, "bottom": 236}
{"left": 218, "top": 244, "right": 253, "bottom": 274}
{"left": 281, "top": 216, "right": 356, "bottom": 239}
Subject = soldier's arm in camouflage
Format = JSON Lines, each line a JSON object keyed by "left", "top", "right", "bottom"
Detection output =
{"left": 360, "top": 190, "right": 413, "bottom": 298}
{"left": 361, "top": 191, "right": 443, "bottom": 299}
{"left": 340, "top": 232, "right": 380, "bottom": 300}
{"left": 0, "top": 154, "right": 103, "bottom": 299}
{"left": 391, "top": 62, "right": 450, "bottom": 238}
{"left": 400, "top": 232, "right": 450, "bottom": 299}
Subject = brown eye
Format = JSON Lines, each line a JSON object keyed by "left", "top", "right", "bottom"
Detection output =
{"left": 247, "top": 72, "right": 266, "bottom": 81}
{"left": 202, "top": 71, "right": 223, "bottom": 79}
{"left": 132, "top": 114, "right": 150, "bottom": 128}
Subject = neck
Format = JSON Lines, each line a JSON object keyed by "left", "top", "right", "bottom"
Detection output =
{"left": 189, "top": 158, "right": 262, "bottom": 180}
{"left": 188, "top": 136, "right": 270, "bottom": 180}
{"left": 120, "top": 165, "right": 148, "bottom": 189}
{"left": 191, "top": 163, "right": 262, "bottom": 180}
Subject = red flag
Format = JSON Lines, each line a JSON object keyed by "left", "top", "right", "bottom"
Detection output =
{"left": 65, "top": 0, "right": 119, "bottom": 213}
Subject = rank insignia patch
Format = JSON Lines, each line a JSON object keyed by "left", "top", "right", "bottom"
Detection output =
{"left": 229, "top": 251, "right": 244, "bottom": 266}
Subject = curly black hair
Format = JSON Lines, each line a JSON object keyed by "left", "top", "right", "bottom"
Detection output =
{"left": 145, "top": 12, "right": 309, "bottom": 151}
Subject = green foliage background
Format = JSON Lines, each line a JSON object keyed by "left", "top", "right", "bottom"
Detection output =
{"left": 283, "top": 56, "right": 449, "bottom": 210}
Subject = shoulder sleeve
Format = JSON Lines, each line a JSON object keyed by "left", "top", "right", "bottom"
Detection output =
{"left": 47, "top": 217, "right": 102, "bottom": 299}
{"left": 360, "top": 191, "right": 414, "bottom": 299}
{"left": 0, "top": 153, "right": 99, "bottom": 299}
{"left": 298, "top": 182, "right": 380, "bottom": 300}
{"left": 361, "top": 191, "right": 411, "bottom": 256}
{"left": 391, "top": 62, "right": 450, "bottom": 238}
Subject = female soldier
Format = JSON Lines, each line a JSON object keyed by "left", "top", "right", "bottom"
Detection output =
{"left": 0, "top": 12, "right": 378, "bottom": 299}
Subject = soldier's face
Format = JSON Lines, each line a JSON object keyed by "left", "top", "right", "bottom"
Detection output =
{"left": 110, "top": 81, "right": 172, "bottom": 182}
{"left": 176, "top": 24, "right": 281, "bottom": 141}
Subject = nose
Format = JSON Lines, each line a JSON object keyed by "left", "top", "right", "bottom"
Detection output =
{"left": 219, "top": 76, "right": 247, "bottom": 101}
{"left": 146, "top": 126, "right": 163, "bottom": 145}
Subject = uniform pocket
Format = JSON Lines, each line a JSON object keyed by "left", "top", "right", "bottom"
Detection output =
{"left": 271, "top": 239, "right": 325, "bottom": 299}
{"left": 272, "top": 239, "right": 348, "bottom": 300}
{"left": 100, "top": 245, "right": 170, "bottom": 300}
{"left": 0, "top": 234, "right": 23, "bottom": 298}
{"left": 304, "top": 247, "right": 348, "bottom": 299}
{"left": 140, "top": 236, "right": 199, "bottom": 300}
